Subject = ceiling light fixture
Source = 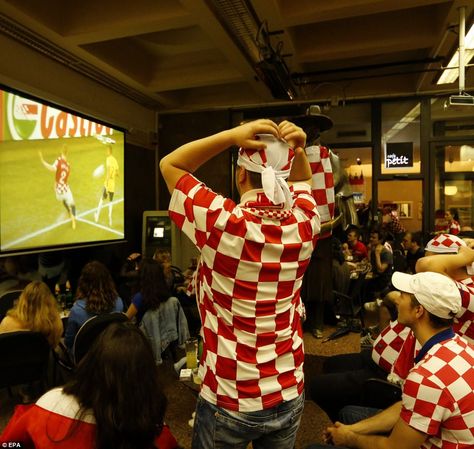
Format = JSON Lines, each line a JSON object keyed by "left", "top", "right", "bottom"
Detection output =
{"left": 437, "top": 11, "right": 474, "bottom": 85}
{"left": 444, "top": 185, "right": 458, "bottom": 196}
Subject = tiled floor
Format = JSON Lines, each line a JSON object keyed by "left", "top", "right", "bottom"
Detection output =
{"left": 0, "top": 327, "right": 361, "bottom": 449}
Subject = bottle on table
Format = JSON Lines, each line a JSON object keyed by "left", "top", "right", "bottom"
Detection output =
{"left": 55, "top": 283, "right": 66, "bottom": 310}
{"left": 64, "top": 280, "right": 74, "bottom": 309}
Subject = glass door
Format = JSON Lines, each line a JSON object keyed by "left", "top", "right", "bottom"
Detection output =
{"left": 433, "top": 142, "right": 474, "bottom": 232}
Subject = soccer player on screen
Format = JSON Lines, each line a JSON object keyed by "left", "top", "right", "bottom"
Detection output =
{"left": 39, "top": 145, "right": 77, "bottom": 230}
{"left": 94, "top": 145, "right": 119, "bottom": 226}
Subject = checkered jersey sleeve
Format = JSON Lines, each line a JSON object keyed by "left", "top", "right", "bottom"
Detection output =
{"left": 290, "top": 182, "right": 320, "bottom": 225}
{"left": 401, "top": 369, "right": 452, "bottom": 436}
{"left": 169, "top": 173, "right": 234, "bottom": 249}
{"left": 454, "top": 279, "right": 474, "bottom": 343}
{"left": 305, "top": 145, "right": 335, "bottom": 225}
{"left": 371, "top": 321, "right": 410, "bottom": 373}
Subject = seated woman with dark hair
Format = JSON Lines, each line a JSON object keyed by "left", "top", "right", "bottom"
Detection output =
{"left": 153, "top": 248, "right": 185, "bottom": 296}
{"left": 0, "top": 280, "right": 63, "bottom": 348}
{"left": 0, "top": 322, "right": 178, "bottom": 449}
{"left": 64, "top": 261, "right": 123, "bottom": 350}
{"left": 126, "top": 258, "right": 171, "bottom": 324}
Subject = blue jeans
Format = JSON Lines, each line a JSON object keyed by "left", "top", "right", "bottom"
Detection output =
{"left": 191, "top": 393, "right": 305, "bottom": 449}
{"left": 339, "top": 405, "right": 381, "bottom": 425}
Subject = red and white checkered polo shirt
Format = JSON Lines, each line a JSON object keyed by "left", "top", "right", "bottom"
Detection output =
{"left": 306, "top": 145, "right": 334, "bottom": 236}
{"left": 454, "top": 278, "right": 474, "bottom": 344}
{"left": 169, "top": 174, "right": 320, "bottom": 412}
{"left": 380, "top": 276, "right": 474, "bottom": 385}
{"left": 401, "top": 335, "right": 474, "bottom": 449}
{"left": 372, "top": 320, "right": 411, "bottom": 373}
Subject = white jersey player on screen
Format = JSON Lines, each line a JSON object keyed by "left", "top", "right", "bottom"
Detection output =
{"left": 39, "top": 144, "right": 76, "bottom": 230}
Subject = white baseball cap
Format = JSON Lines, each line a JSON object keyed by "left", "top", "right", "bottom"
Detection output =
{"left": 391, "top": 271, "right": 462, "bottom": 319}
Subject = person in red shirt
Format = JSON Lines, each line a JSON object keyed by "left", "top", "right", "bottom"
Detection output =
{"left": 344, "top": 227, "right": 368, "bottom": 261}
{"left": 39, "top": 144, "right": 76, "bottom": 230}
{"left": 1, "top": 322, "right": 178, "bottom": 449}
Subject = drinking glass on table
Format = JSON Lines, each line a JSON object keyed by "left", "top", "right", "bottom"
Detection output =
{"left": 185, "top": 337, "right": 198, "bottom": 369}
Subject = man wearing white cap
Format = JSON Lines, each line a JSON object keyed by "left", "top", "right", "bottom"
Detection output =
{"left": 160, "top": 119, "right": 320, "bottom": 449}
{"left": 308, "top": 271, "right": 474, "bottom": 449}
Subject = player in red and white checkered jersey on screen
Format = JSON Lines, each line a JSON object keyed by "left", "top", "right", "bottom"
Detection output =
{"left": 311, "top": 271, "right": 474, "bottom": 449}
{"left": 39, "top": 144, "right": 77, "bottom": 229}
{"left": 160, "top": 119, "right": 320, "bottom": 449}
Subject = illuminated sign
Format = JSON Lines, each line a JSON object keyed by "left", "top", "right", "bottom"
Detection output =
{"left": 385, "top": 142, "right": 413, "bottom": 168}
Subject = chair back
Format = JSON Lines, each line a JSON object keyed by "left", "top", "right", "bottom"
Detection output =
{"left": 0, "top": 289, "right": 23, "bottom": 322}
{"left": 362, "top": 378, "right": 402, "bottom": 409}
{"left": 0, "top": 331, "right": 50, "bottom": 389}
{"left": 73, "top": 312, "right": 128, "bottom": 365}
{"left": 392, "top": 249, "right": 407, "bottom": 272}
{"left": 333, "top": 267, "right": 369, "bottom": 318}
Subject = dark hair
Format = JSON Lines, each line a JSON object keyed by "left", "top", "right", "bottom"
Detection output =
{"left": 347, "top": 227, "right": 360, "bottom": 238}
{"left": 411, "top": 231, "right": 423, "bottom": 247}
{"left": 449, "top": 207, "right": 459, "bottom": 222}
{"left": 63, "top": 322, "right": 167, "bottom": 449}
{"left": 332, "top": 238, "right": 345, "bottom": 265}
{"left": 140, "top": 258, "right": 171, "bottom": 310}
{"left": 370, "top": 227, "right": 386, "bottom": 242}
{"left": 76, "top": 261, "right": 118, "bottom": 314}
{"left": 234, "top": 163, "right": 263, "bottom": 189}
{"left": 410, "top": 295, "right": 453, "bottom": 328}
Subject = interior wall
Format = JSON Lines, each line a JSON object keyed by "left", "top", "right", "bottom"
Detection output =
{"left": 125, "top": 143, "right": 157, "bottom": 254}
{"left": 157, "top": 110, "right": 232, "bottom": 268}
{"left": 378, "top": 180, "right": 423, "bottom": 232}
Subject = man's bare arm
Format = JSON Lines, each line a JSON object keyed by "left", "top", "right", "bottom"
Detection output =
{"left": 159, "top": 119, "right": 279, "bottom": 193}
{"left": 38, "top": 151, "right": 55, "bottom": 172}
{"left": 330, "top": 417, "right": 426, "bottom": 449}
{"left": 279, "top": 120, "right": 310, "bottom": 185}
{"left": 416, "top": 246, "right": 474, "bottom": 276}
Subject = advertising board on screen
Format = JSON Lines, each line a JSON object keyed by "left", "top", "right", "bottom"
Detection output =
{"left": 0, "top": 87, "right": 125, "bottom": 253}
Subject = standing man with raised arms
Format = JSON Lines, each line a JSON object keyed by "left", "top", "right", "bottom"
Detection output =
{"left": 160, "top": 119, "right": 320, "bottom": 449}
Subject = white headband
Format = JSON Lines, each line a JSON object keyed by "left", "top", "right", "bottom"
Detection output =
{"left": 237, "top": 134, "right": 294, "bottom": 209}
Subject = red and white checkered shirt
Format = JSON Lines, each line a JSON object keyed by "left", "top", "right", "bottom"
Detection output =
{"left": 454, "top": 278, "right": 474, "bottom": 344}
{"left": 401, "top": 335, "right": 474, "bottom": 449}
{"left": 448, "top": 220, "right": 461, "bottom": 235}
{"left": 381, "top": 277, "right": 474, "bottom": 384}
{"left": 306, "top": 145, "right": 334, "bottom": 237}
{"left": 169, "top": 174, "right": 320, "bottom": 412}
{"left": 372, "top": 320, "right": 411, "bottom": 373}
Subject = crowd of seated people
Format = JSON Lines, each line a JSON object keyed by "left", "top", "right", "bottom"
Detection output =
{"left": 309, "top": 232, "right": 474, "bottom": 444}
{"left": 1, "top": 322, "right": 178, "bottom": 449}
{"left": 307, "top": 269, "right": 474, "bottom": 449}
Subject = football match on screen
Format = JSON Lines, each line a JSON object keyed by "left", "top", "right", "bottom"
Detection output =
{"left": 0, "top": 89, "right": 125, "bottom": 252}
